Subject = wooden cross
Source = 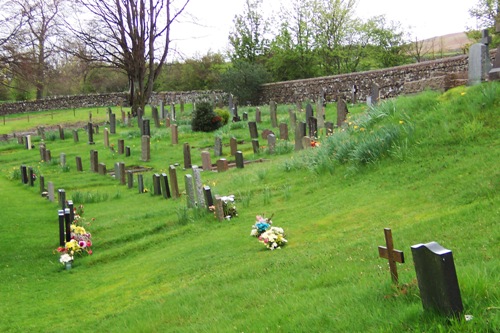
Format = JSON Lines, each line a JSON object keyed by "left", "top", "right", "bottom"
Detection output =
{"left": 378, "top": 228, "right": 405, "bottom": 284}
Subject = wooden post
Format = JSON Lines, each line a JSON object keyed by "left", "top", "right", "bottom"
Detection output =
{"left": 378, "top": 228, "right": 405, "bottom": 284}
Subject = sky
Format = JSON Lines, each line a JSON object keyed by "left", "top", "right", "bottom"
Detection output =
{"left": 171, "top": 0, "right": 479, "bottom": 60}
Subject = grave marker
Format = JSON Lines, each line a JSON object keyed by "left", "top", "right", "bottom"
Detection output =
{"left": 58, "top": 125, "right": 65, "bottom": 140}
{"left": 192, "top": 166, "right": 206, "bottom": 208}
{"left": 270, "top": 101, "right": 278, "bottom": 128}
{"left": 118, "top": 162, "right": 125, "bottom": 185}
{"left": 308, "top": 116, "right": 318, "bottom": 138}
{"left": 183, "top": 143, "right": 192, "bottom": 169}
{"left": 214, "top": 137, "right": 223, "bottom": 157}
{"left": 337, "top": 97, "right": 349, "bottom": 128}
{"left": 127, "top": 171, "right": 134, "bottom": 189}
{"left": 169, "top": 165, "right": 180, "bottom": 198}
{"left": 214, "top": 197, "right": 224, "bottom": 221}
{"left": 255, "top": 108, "right": 261, "bottom": 123}
{"left": 98, "top": 163, "right": 107, "bottom": 175}
{"left": 141, "top": 135, "right": 150, "bottom": 162}
{"left": 411, "top": 242, "right": 463, "bottom": 317}
{"left": 370, "top": 83, "right": 380, "bottom": 106}
{"left": 248, "top": 122, "right": 258, "bottom": 139}
{"left": 305, "top": 103, "right": 314, "bottom": 125}
{"left": 103, "top": 128, "right": 109, "bottom": 148}
{"left": 21, "top": 165, "right": 28, "bottom": 184}
{"left": 160, "top": 173, "right": 171, "bottom": 198}
{"left": 201, "top": 151, "right": 212, "bottom": 171}
{"left": 73, "top": 130, "right": 79, "bottom": 143}
{"left": 64, "top": 208, "right": 71, "bottom": 242}
{"left": 88, "top": 122, "right": 95, "bottom": 145}
{"left": 58, "top": 189, "right": 66, "bottom": 209}
{"left": 48, "top": 182, "right": 54, "bottom": 202}
{"left": 279, "top": 123, "right": 288, "bottom": 140}
{"left": 28, "top": 167, "right": 34, "bottom": 186}
{"left": 118, "top": 139, "right": 125, "bottom": 154}
{"left": 468, "top": 42, "right": 491, "bottom": 85}
{"left": 152, "top": 106, "right": 160, "bottom": 128}
{"left": 125, "top": 146, "right": 131, "bottom": 157}
{"left": 39, "top": 175, "right": 45, "bottom": 193}
{"left": 203, "top": 186, "right": 214, "bottom": 209}
{"left": 217, "top": 158, "right": 229, "bottom": 172}
{"left": 153, "top": 174, "right": 161, "bottom": 195}
{"left": 60, "top": 153, "right": 66, "bottom": 167}
{"left": 184, "top": 174, "right": 196, "bottom": 208}
{"left": 110, "top": 113, "right": 116, "bottom": 134}
{"left": 58, "top": 210, "right": 65, "bottom": 246}
{"left": 171, "top": 124, "right": 178, "bottom": 144}
{"left": 251, "top": 139, "right": 260, "bottom": 154}
{"left": 268, "top": 133, "right": 276, "bottom": 154}
{"left": 75, "top": 156, "right": 83, "bottom": 172}
{"left": 230, "top": 137, "right": 237, "bottom": 156}
{"left": 138, "top": 174, "right": 144, "bottom": 194}
{"left": 378, "top": 228, "right": 405, "bottom": 284}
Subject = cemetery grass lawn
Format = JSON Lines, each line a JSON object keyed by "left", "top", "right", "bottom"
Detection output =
{"left": 0, "top": 84, "right": 499, "bottom": 332}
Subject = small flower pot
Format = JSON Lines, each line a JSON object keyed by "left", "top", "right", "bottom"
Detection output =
{"left": 65, "top": 261, "right": 73, "bottom": 270}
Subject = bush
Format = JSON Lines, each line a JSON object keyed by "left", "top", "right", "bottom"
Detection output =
{"left": 215, "top": 108, "right": 230, "bottom": 125}
{"left": 191, "top": 101, "right": 222, "bottom": 132}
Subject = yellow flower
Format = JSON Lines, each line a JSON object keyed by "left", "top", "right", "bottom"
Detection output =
{"left": 360, "top": 127, "right": 365, "bottom": 132}
{"left": 354, "top": 125, "right": 359, "bottom": 129}
{"left": 460, "top": 92, "right": 466, "bottom": 96}
{"left": 399, "top": 120, "right": 404, "bottom": 124}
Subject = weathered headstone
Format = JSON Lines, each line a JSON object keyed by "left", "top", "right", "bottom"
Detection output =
{"left": 60, "top": 153, "right": 66, "bottom": 167}
{"left": 45, "top": 149, "right": 51, "bottom": 162}
{"left": 98, "top": 163, "right": 107, "bottom": 175}
{"left": 39, "top": 143, "right": 46, "bottom": 161}
{"left": 110, "top": 113, "right": 116, "bottom": 134}
{"left": 192, "top": 166, "right": 206, "bottom": 208}
{"left": 302, "top": 136, "right": 311, "bottom": 149}
{"left": 118, "top": 162, "right": 125, "bottom": 185}
{"left": 235, "top": 151, "right": 244, "bottom": 168}
{"left": 289, "top": 110, "right": 296, "bottom": 131}
{"left": 203, "top": 186, "right": 214, "bottom": 209}
{"left": 103, "top": 128, "right": 110, "bottom": 148}
{"left": 255, "top": 107, "right": 262, "bottom": 123}
{"left": 308, "top": 116, "right": 318, "bottom": 138}
{"left": 295, "top": 121, "right": 306, "bottom": 151}
{"left": 75, "top": 156, "right": 83, "bottom": 172}
{"left": 25, "top": 135, "right": 32, "bottom": 150}
{"left": 378, "top": 228, "right": 405, "bottom": 284}
{"left": 316, "top": 97, "right": 325, "bottom": 130}
{"left": 279, "top": 123, "right": 288, "bottom": 140}
{"left": 270, "top": 101, "right": 278, "bottom": 128}
{"left": 152, "top": 106, "right": 160, "bottom": 128}
{"left": 90, "top": 150, "right": 98, "bottom": 172}
{"left": 137, "top": 107, "right": 143, "bottom": 129}
{"left": 267, "top": 133, "right": 276, "bottom": 154}
{"left": 170, "top": 103, "right": 176, "bottom": 121}
{"left": 325, "top": 122, "right": 334, "bottom": 135}
{"left": 251, "top": 139, "right": 260, "bottom": 154}
{"left": 127, "top": 171, "right": 134, "bottom": 189}
{"left": 142, "top": 119, "right": 151, "bottom": 137}
{"left": 153, "top": 174, "right": 161, "bottom": 195}
{"left": 28, "top": 167, "right": 34, "bottom": 186}
{"left": 214, "top": 196, "right": 224, "bottom": 221}
{"left": 305, "top": 103, "right": 314, "bottom": 125}
{"left": 214, "top": 137, "right": 223, "bottom": 157}
{"left": 216, "top": 158, "right": 229, "bottom": 172}
{"left": 351, "top": 84, "right": 358, "bottom": 104}
{"left": 248, "top": 122, "right": 258, "bottom": 139}
{"left": 160, "top": 173, "right": 171, "bottom": 198}
{"left": 118, "top": 139, "right": 125, "bottom": 154}
{"left": 88, "top": 122, "right": 95, "bottom": 145}
{"left": 138, "top": 174, "right": 144, "bottom": 194}
{"left": 169, "top": 165, "right": 180, "bottom": 198}
{"left": 141, "top": 135, "right": 150, "bottom": 162}
{"left": 160, "top": 100, "right": 166, "bottom": 119}
{"left": 337, "top": 97, "right": 349, "bottom": 128}
{"left": 48, "top": 182, "right": 55, "bottom": 202}
{"left": 201, "top": 151, "right": 212, "bottom": 171}
{"left": 73, "top": 130, "right": 79, "bottom": 143}
{"left": 58, "top": 125, "right": 65, "bottom": 140}
{"left": 411, "top": 242, "right": 463, "bottom": 317}
{"left": 184, "top": 174, "right": 196, "bottom": 208}
{"left": 171, "top": 124, "right": 178, "bottom": 145}
{"left": 125, "top": 146, "right": 131, "bottom": 157}
{"left": 468, "top": 42, "right": 491, "bottom": 85}
{"left": 370, "top": 83, "right": 380, "bottom": 106}
{"left": 183, "top": 143, "right": 192, "bottom": 169}
{"left": 230, "top": 137, "right": 237, "bottom": 156}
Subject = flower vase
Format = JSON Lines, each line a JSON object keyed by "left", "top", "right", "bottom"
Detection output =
{"left": 65, "top": 261, "right": 72, "bottom": 270}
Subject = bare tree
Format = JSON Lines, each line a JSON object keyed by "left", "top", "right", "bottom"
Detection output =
{"left": 70, "top": 0, "right": 190, "bottom": 114}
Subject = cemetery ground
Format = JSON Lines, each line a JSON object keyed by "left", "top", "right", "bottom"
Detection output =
{"left": 0, "top": 84, "right": 499, "bottom": 332}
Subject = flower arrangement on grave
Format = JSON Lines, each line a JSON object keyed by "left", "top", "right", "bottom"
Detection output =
{"left": 310, "top": 139, "right": 320, "bottom": 147}
{"left": 209, "top": 195, "right": 238, "bottom": 220}
{"left": 250, "top": 215, "right": 288, "bottom": 250}
{"left": 55, "top": 205, "right": 93, "bottom": 266}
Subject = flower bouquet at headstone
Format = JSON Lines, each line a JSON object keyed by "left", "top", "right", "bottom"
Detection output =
{"left": 55, "top": 205, "right": 93, "bottom": 266}
{"left": 250, "top": 215, "right": 287, "bottom": 250}
{"left": 221, "top": 195, "right": 238, "bottom": 219}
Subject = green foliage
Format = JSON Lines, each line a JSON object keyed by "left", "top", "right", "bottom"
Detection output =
{"left": 191, "top": 101, "right": 222, "bottom": 132}
{"left": 214, "top": 108, "right": 230, "bottom": 125}
{"left": 218, "top": 61, "right": 270, "bottom": 105}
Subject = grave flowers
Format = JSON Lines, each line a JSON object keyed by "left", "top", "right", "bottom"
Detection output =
{"left": 221, "top": 195, "right": 238, "bottom": 219}
{"left": 250, "top": 215, "right": 288, "bottom": 250}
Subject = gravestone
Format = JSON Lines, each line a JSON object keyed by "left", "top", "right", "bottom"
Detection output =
{"left": 201, "top": 151, "right": 212, "bottom": 171}
{"left": 94, "top": 124, "right": 99, "bottom": 134}
{"left": 153, "top": 174, "right": 161, "bottom": 195}
{"left": 118, "top": 139, "right": 125, "bottom": 154}
{"left": 242, "top": 112, "right": 248, "bottom": 121}
{"left": 39, "top": 175, "right": 45, "bottom": 193}
{"left": 230, "top": 137, "right": 237, "bottom": 156}
{"left": 235, "top": 151, "right": 244, "bottom": 168}
{"left": 337, "top": 97, "right": 349, "bottom": 128}
{"left": 305, "top": 103, "right": 314, "bottom": 125}
{"left": 228, "top": 94, "right": 234, "bottom": 112}
{"left": 302, "top": 136, "right": 311, "bottom": 149}
{"left": 67, "top": 200, "right": 74, "bottom": 222}
{"left": 127, "top": 171, "right": 134, "bottom": 189}
{"left": 58, "top": 125, "right": 65, "bottom": 140}
{"left": 171, "top": 125, "right": 178, "bottom": 144}
{"left": 411, "top": 242, "right": 463, "bottom": 317}
{"left": 38, "top": 126, "right": 45, "bottom": 140}
{"left": 45, "top": 150, "right": 51, "bottom": 162}
{"left": 378, "top": 228, "right": 405, "bottom": 284}
{"left": 58, "top": 210, "right": 65, "bottom": 246}
{"left": 214, "top": 137, "right": 223, "bottom": 157}
{"left": 370, "top": 83, "right": 380, "bottom": 106}
{"left": 192, "top": 166, "right": 206, "bottom": 208}
{"left": 28, "top": 167, "right": 34, "bottom": 186}
{"left": 279, "top": 123, "right": 288, "bottom": 140}
{"left": 64, "top": 208, "right": 71, "bottom": 242}
{"left": 152, "top": 106, "right": 160, "bottom": 128}
{"left": 316, "top": 96, "right": 325, "bottom": 129}
{"left": 270, "top": 101, "right": 278, "bottom": 128}
{"left": 165, "top": 118, "right": 171, "bottom": 128}
{"left": 468, "top": 42, "right": 491, "bottom": 85}
{"left": 325, "top": 122, "right": 334, "bottom": 135}
{"left": 137, "top": 107, "right": 143, "bottom": 129}
{"left": 217, "top": 158, "right": 228, "bottom": 172}
{"left": 171, "top": 103, "right": 176, "bottom": 121}
{"left": 203, "top": 186, "right": 214, "bottom": 209}
{"left": 98, "top": 163, "right": 107, "bottom": 175}
{"left": 251, "top": 139, "right": 260, "bottom": 154}
{"left": 103, "top": 128, "right": 109, "bottom": 148}
{"left": 58, "top": 189, "right": 66, "bottom": 209}
{"left": 25, "top": 135, "right": 32, "bottom": 150}
{"left": 127, "top": 112, "right": 132, "bottom": 127}
{"left": 88, "top": 122, "right": 95, "bottom": 145}
{"left": 141, "top": 135, "right": 150, "bottom": 162}
{"left": 121, "top": 110, "right": 126, "bottom": 124}
{"left": 180, "top": 99, "right": 185, "bottom": 113}
{"left": 308, "top": 116, "right": 318, "bottom": 138}
{"left": 169, "top": 165, "right": 180, "bottom": 198}
{"left": 73, "top": 130, "right": 79, "bottom": 143}
{"left": 489, "top": 25, "right": 500, "bottom": 80}
{"left": 60, "top": 153, "right": 66, "bottom": 167}
{"left": 48, "top": 182, "right": 54, "bottom": 202}
{"left": 160, "top": 173, "right": 171, "bottom": 199}
{"left": 20, "top": 165, "right": 28, "bottom": 184}
{"left": 267, "top": 134, "right": 276, "bottom": 154}
{"left": 351, "top": 84, "right": 358, "bottom": 104}
{"left": 118, "top": 162, "right": 125, "bottom": 185}
{"left": 214, "top": 197, "right": 224, "bottom": 221}
{"left": 295, "top": 121, "right": 306, "bottom": 151}
{"left": 75, "top": 156, "right": 83, "bottom": 172}
{"left": 138, "top": 174, "right": 144, "bottom": 194}
{"left": 125, "top": 146, "right": 131, "bottom": 157}
{"left": 90, "top": 150, "right": 98, "bottom": 172}
{"left": 184, "top": 174, "right": 196, "bottom": 208}
{"left": 183, "top": 143, "right": 192, "bottom": 169}
{"left": 142, "top": 119, "right": 151, "bottom": 137}
{"left": 255, "top": 108, "right": 261, "bottom": 123}
{"left": 110, "top": 113, "right": 116, "bottom": 134}
{"left": 160, "top": 100, "right": 166, "bottom": 119}
{"left": 39, "top": 143, "right": 46, "bottom": 161}
{"left": 248, "top": 122, "right": 258, "bottom": 139}
{"left": 232, "top": 103, "right": 240, "bottom": 122}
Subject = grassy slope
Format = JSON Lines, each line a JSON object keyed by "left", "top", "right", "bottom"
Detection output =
{"left": 0, "top": 85, "right": 498, "bottom": 332}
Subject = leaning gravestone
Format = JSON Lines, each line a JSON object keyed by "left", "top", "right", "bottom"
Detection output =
{"left": 169, "top": 165, "right": 180, "bottom": 198}
{"left": 248, "top": 122, "right": 258, "bottom": 139}
{"left": 152, "top": 106, "right": 160, "bottom": 128}
{"left": 160, "top": 173, "right": 171, "bottom": 199}
{"left": 411, "top": 242, "right": 464, "bottom": 317}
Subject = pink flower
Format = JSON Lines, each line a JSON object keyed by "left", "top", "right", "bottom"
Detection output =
{"left": 78, "top": 241, "right": 87, "bottom": 248}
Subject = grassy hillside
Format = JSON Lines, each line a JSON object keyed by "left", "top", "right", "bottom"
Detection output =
{"left": 0, "top": 83, "right": 498, "bottom": 332}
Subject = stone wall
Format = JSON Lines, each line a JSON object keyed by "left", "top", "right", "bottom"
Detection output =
{"left": 258, "top": 54, "right": 472, "bottom": 104}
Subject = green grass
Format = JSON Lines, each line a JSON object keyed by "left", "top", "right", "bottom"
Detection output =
{"left": 0, "top": 84, "right": 499, "bottom": 332}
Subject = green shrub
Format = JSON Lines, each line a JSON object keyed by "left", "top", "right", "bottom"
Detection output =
{"left": 191, "top": 101, "right": 222, "bottom": 132}
{"left": 215, "top": 108, "right": 230, "bottom": 125}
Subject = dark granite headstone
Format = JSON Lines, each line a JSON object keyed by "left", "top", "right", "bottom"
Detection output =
{"left": 58, "top": 210, "right": 65, "bottom": 246}
{"left": 127, "top": 171, "right": 134, "bottom": 189}
{"left": 411, "top": 242, "right": 464, "bottom": 317}
{"left": 235, "top": 151, "right": 244, "bottom": 168}
{"left": 203, "top": 186, "right": 214, "bottom": 209}
{"left": 308, "top": 116, "right": 318, "bottom": 138}
{"left": 160, "top": 173, "right": 171, "bottom": 198}
{"left": 138, "top": 174, "right": 144, "bottom": 194}
{"left": 251, "top": 139, "right": 259, "bottom": 154}
{"left": 153, "top": 174, "right": 161, "bottom": 195}
{"left": 305, "top": 103, "right": 313, "bottom": 124}
{"left": 248, "top": 122, "right": 258, "bottom": 139}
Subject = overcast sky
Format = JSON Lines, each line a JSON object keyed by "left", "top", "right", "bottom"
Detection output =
{"left": 171, "top": 0, "right": 479, "bottom": 60}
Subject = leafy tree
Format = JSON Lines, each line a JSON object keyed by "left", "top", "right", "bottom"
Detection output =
{"left": 368, "top": 16, "right": 409, "bottom": 68}
{"left": 469, "top": 0, "right": 500, "bottom": 29}
{"left": 218, "top": 60, "right": 269, "bottom": 105}
{"left": 228, "top": 0, "right": 269, "bottom": 64}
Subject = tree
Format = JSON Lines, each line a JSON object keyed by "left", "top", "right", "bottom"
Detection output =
{"left": 218, "top": 61, "right": 269, "bottom": 105}
{"left": 368, "top": 16, "right": 409, "bottom": 68}
{"left": 469, "top": 0, "right": 500, "bottom": 29}
{"left": 70, "top": 0, "right": 190, "bottom": 114}
{"left": 228, "top": 0, "right": 269, "bottom": 64}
